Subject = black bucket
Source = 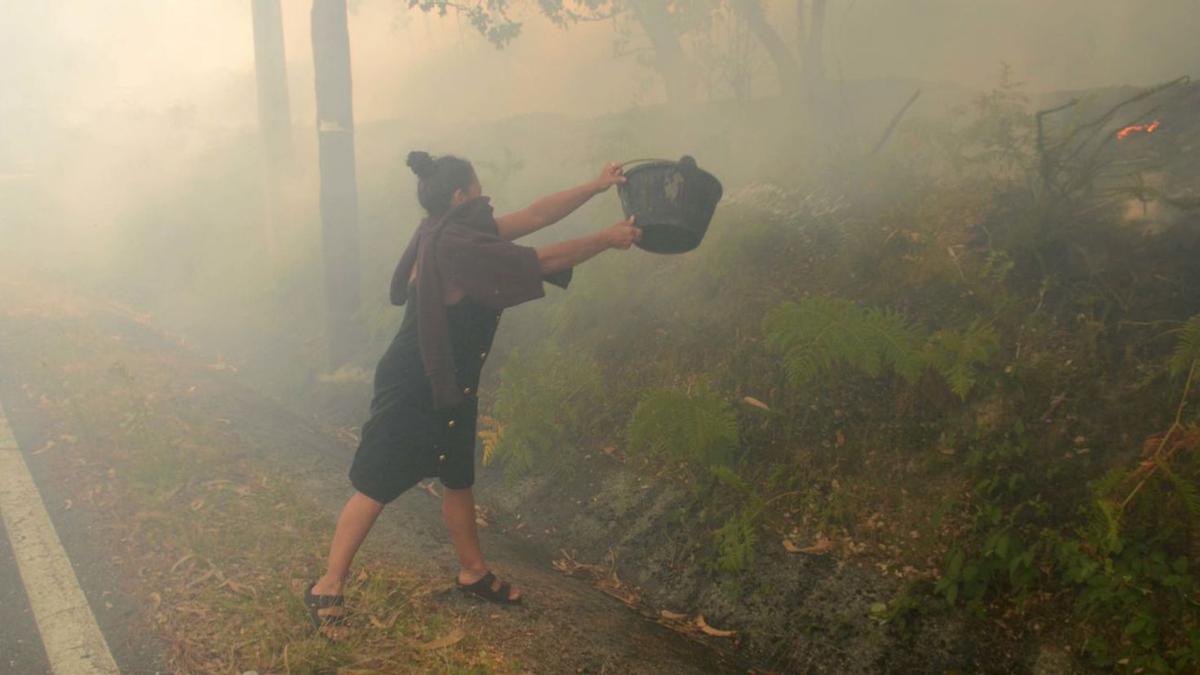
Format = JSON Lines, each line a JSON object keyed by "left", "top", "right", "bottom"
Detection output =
{"left": 617, "top": 156, "right": 723, "bottom": 254}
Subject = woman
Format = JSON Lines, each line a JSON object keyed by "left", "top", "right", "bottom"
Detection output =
{"left": 305, "top": 151, "right": 641, "bottom": 637}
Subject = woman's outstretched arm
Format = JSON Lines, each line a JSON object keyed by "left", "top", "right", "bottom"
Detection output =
{"left": 536, "top": 217, "right": 641, "bottom": 274}
{"left": 496, "top": 162, "right": 626, "bottom": 241}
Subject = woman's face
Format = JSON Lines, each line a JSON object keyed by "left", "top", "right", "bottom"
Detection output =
{"left": 450, "top": 173, "right": 483, "bottom": 208}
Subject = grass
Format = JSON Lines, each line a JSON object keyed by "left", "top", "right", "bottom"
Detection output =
{"left": 1, "top": 305, "right": 507, "bottom": 674}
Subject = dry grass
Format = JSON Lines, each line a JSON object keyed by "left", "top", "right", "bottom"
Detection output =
{"left": 4, "top": 314, "right": 508, "bottom": 674}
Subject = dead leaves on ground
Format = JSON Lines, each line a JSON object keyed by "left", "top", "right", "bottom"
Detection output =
{"left": 783, "top": 534, "right": 833, "bottom": 555}
{"left": 419, "top": 481, "right": 441, "bottom": 499}
{"left": 410, "top": 627, "right": 465, "bottom": 651}
{"left": 368, "top": 611, "right": 401, "bottom": 630}
{"left": 742, "top": 396, "right": 771, "bottom": 412}
{"left": 658, "top": 610, "right": 737, "bottom": 638}
{"left": 552, "top": 548, "right": 640, "bottom": 607}
{"left": 694, "top": 615, "right": 737, "bottom": 637}
{"left": 32, "top": 433, "right": 77, "bottom": 455}
{"left": 553, "top": 550, "right": 739, "bottom": 641}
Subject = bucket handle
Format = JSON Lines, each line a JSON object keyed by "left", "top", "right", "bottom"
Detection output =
{"left": 619, "top": 157, "right": 673, "bottom": 169}
{"left": 619, "top": 156, "right": 699, "bottom": 172}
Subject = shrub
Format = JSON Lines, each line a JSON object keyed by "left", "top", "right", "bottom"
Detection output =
{"left": 626, "top": 384, "right": 739, "bottom": 467}
{"left": 489, "top": 345, "right": 604, "bottom": 479}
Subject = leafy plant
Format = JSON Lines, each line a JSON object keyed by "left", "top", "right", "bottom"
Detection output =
{"left": 711, "top": 507, "right": 758, "bottom": 573}
{"left": 957, "top": 63, "right": 1035, "bottom": 178}
{"left": 708, "top": 465, "right": 766, "bottom": 574}
{"left": 1169, "top": 314, "right": 1200, "bottom": 377}
{"left": 490, "top": 345, "right": 604, "bottom": 479}
{"left": 925, "top": 319, "right": 1000, "bottom": 399}
{"left": 765, "top": 295, "right": 1001, "bottom": 399}
{"left": 935, "top": 439, "right": 1048, "bottom": 613}
{"left": 764, "top": 296, "right": 925, "bottom": 387}
{"left": 626, "top": 384, "right": 739, "bottom": 467}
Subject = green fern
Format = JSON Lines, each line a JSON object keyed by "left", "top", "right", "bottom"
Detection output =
{"left": 1157, "top": 457, "right": 1200, "bottom": 524}
{"left": 926, "top": 320, "right": 1001, "bottom": 399}
{"left": 712, "top": 509, "right": 758, "bottom": 573}
{"left": 492, "top": 345, "right": 604, "bottom": 479}
{"left": 706, "top": 466, "right": 767, "bottom": 573}
{"left": 709, "top": 465, "right": 757, "bottom": 500}
{"left": 764, "top": 296, "right": 925, "bottom": 388}
{"left": 1168, "top": 314, "right": 1200, "bottom": 377}
{"left": 626, "top": 385, "right": 739, "bottom": 467}
{"left": 1091, "top": 497, "right": 1124, "bottom": 554}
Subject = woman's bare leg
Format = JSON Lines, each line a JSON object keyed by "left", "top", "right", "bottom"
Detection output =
{"left": 312, "top": 491, "right": 385, "bottom": 596}
{"left": 442, "top": 486, "right": 520, "bottom": 600}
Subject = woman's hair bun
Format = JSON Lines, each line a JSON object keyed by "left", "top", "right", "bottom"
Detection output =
{"left": 406, "top": 151, "right": 435, "bottom": 179}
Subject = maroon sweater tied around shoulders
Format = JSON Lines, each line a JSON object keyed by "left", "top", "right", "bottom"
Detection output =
{"left": 389, "top": 197, "right": 571, "bottom": 410}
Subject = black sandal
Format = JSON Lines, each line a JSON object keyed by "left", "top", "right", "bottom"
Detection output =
{"left": 456, "top": 571, "right": 523, "bottom": 605}
{"left": 304, "top": 581, "right": 348, "bottom": 636}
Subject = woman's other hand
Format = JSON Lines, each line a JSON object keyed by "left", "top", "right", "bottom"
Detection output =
{"left": 604, "top": 216, "right": 642, "bottom": 250}
{"left": 592, "top": 162, "right": 626, "bottom": 194}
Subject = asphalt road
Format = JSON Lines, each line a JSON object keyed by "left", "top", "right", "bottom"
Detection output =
{"left": 0, "top": 392, "right": 167, "bottom": 675}
{"left": 0, "top": 509, "right": 52, "bottom": 674}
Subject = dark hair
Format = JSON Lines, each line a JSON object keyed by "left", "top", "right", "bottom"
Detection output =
{"left": 406, "top": 151, "right": 475, "bottom": 217}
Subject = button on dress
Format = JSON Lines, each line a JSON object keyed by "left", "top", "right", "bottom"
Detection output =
{"left": 348, "top": 198, "right": 570, "bottom": 504}
{"left": 348, "top": 286, "right": 498, "bottom": 502}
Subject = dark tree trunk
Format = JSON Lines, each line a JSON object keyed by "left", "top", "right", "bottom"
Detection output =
{"left": 733, "top": 0, "right": 801, "bottom": 98}
{"left": 628, "top": 0, "right": 695, "bottom": 104}
{"left": 251, "top": 0, "right": 292, "bottom": 259}
{"left": 311, "top": 0, "right": 363, "bottom": 366}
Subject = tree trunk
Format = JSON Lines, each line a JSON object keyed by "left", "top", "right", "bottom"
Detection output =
{"left": 251, "top": 0, "right": 291, "bottom": 260}
{"left": 801, "top": 0, "right": 827, "bottom": 96}
{"left": 733, "top": 0, "right": 801, "bottom": 98}
{"left": 252, "top": 0, "right": 292, "bottom": 165}
{"left": 628, "top": 0, "right": 695, "bottom": 104}
{"left": 311, "top": 0, "right": 364, "bottom": 366}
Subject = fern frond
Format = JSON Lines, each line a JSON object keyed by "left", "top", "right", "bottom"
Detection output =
{"left": 1156, "top": 457, "right": 1200, "bottom": 522}
{"left": 627, "top": 386, "right": 739, "bottom": 466}
{"left": 491, "top": 345, "right": 604, "bottom": 479}
{"left": 764, "top": 296, "right": 926, "bottom": 388}
{"left": 865, "top": 307, "right": 927, "bottom": 383}
{"left": 477, "top": 416, "right": 502, "bottom": 467}
{"left": 1093, "top": 498, "right": 1124, "bottom": 553}
{"left": 1169, "top": 314, "right": 1200, "bottom": 377}
{"left": 712, "top": 509, "right": 758, "bottom": 573}
{"left": 710, "top": 465, "right": 755, "bottom": 498}
{"left": 926, "top": 320, "right": 1000, "bottom": 399}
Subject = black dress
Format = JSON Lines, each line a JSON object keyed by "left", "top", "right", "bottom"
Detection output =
{"left": 348, "top": 286, "right": 500, "bottom": 503}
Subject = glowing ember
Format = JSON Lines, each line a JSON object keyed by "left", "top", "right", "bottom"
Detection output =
{"left": 1117, "top": 119, "right": 1161, "bottom": 140}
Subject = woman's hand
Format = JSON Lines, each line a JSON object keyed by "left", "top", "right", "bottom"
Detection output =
{"left": 604, "top": 216, "right": 642, "bottom": 250}
{"left": 591, "top": 162, "right": 627, "bottom": 194}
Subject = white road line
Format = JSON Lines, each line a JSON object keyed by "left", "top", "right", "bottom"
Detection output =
{"left": 0, "top": 404, "right": 121, "bottom": 675}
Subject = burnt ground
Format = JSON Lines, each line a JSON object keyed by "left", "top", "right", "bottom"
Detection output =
{"left": 0, "top": 266, "right": 747, "bottom": 674}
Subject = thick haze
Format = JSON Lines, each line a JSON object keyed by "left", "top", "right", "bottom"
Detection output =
{"left": 1, "top": 0, "right": 1197, "bottom": 274}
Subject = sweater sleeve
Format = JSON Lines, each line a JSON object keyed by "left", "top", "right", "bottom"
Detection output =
{"left": 440, "top": 230, "right": 548, "bottom": 310}
{"left": 542, "top": 267, "right": 573, "bottom": 290}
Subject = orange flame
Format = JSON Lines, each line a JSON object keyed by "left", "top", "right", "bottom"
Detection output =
{"left": 1117, "top": 119, "right": 1161, "bottom": 140}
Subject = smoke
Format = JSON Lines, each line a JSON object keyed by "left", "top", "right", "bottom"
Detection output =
{"left": 1, "top": 0, "right": 1197, "bottom": 350}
